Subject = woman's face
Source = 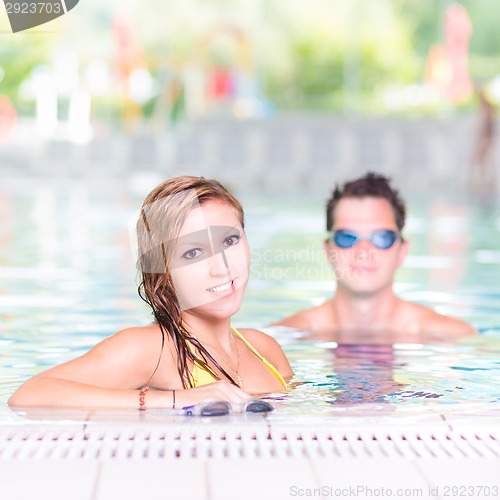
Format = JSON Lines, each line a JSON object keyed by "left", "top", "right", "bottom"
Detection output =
{"left": 170, "top": 200, "right": 249, "bottom": 319}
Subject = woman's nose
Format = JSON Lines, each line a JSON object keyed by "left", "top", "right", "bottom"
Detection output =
{"left": 209, "top": 250, "right": 230, "bottom": 276}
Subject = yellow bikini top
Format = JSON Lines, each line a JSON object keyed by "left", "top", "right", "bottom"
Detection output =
{"left": 189, "top": 326, "right": 288, "bottom": 390}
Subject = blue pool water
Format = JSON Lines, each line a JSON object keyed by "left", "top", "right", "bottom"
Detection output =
{"left": 1, "top": 177, "right": 500, "bottom": 417}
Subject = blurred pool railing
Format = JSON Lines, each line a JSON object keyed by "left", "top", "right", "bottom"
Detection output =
{"left": 1, "top": 115, "right": 497, "bottom": 193}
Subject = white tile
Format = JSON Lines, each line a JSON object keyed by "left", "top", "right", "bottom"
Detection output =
{"left": 313, "top": 459, "right": 430, "bottom": 499}
{"left": 208, "top": 458, "right": 317, "bottom": 500}
{"left": 441, "top": 415, "right": 500, "bottom": 434}
{"left": 416, "top": 459, "right": 500, "bottom": 499}
{"left": 94, "top": 460, "right": 207, "bottom": 500}
{"left": 5, "top": 407, "right": 91, "bottom": 423}
{"left": 0, "top": 461, "right": 98, "bottom": 500}
{"left": 267, "top": 414, "right": 450, "bottom": 435}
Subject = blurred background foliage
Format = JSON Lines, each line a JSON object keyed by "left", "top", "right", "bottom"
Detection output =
{"left": 1, "top": 0, "right": 499, "bottom": 122}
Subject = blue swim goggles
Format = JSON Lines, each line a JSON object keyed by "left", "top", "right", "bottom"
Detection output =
{"left": 332, "top": 229, "right": 400, "bottom": 250}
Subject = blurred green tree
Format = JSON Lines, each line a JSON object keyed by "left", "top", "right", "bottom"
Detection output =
{"left": 0, "top": 35, "right": 51, "bottom": 113}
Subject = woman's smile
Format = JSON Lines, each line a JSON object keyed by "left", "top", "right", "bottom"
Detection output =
{"left": 207, "top": 278, "right": 236, "bottom": 295}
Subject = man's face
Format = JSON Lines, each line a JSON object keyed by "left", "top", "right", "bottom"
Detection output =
{"left": 324, "top": 196, "right": 408, "bottom": 296}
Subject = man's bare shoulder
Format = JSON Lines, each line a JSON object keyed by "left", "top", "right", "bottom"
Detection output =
{"left": 420, "top": 309, "right": 477, "bottom": 338}
{"left": 272, "top": 302, "right": 335, "bottom": 331}
{"left": 272, "top": 310, "right": 314, "bottom": 330}
{"left": 398, "top": 300, "right": 476, "bottom": 338}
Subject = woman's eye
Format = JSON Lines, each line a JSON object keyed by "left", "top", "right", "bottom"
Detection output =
{"left": 223, "top": 234, "right": 240, "bottom": 247}
{"left": 182, "top": 248, "right": 203, "bottom": 260}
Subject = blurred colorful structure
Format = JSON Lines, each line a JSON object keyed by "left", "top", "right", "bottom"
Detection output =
{"left": 0, "top": 0, "right": 498, "bottom": 196}
{"left": 0, "top": 96, "right": 17, "bottom": 144}
{"left": 445, "top": 3, "right": 473, "bottom": 104}
{"left": 425, "top": 3, "right": 472, "bottom": 105}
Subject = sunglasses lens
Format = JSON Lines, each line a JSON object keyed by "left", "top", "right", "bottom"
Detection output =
{"left": 333, "top": 230, "right": 358, "bottom": 248}
{"left": 371, "top": 230, "right": 398, "bottom": 249}
{"left": 245, "top": 400, "right": 274, "bottom": 413}
{"left": 200, "top": 401, "right": 231, "bottom": 416}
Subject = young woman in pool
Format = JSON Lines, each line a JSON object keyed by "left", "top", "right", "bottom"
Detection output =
{"left": 9, "top": 176, "right": 293, "bottom": 410}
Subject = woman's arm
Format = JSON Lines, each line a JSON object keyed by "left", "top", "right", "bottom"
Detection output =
{"left": 8, "top": 327, "right": 167, "bottom": 408}
{"left": 8, "top": 326, "right": 251, "bottom": 409}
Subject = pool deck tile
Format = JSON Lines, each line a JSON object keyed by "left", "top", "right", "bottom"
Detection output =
{"left": 208, "top": 458, "right": 317, "bottom": 500}
{"left": 94, "top": 460, "right": 207, "bottom": 500}
{"left": 415, "top": 459, "right": 500, "bottom": 499}
{"left": 311, "top": 458, "right": 431, "bottom": 496}
{"left": 0, "top": 460, "right": 99, "bottom": 500}
{"left": 441, "top": 413, "right": 500, "bottom": 433}
{"left": 267, "top": 416, "right": 451, "bottom": 435}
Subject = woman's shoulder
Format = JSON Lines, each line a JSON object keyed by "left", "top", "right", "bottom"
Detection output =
{"left": 96, "top": 323, "right": 167, "bottom": 353}
{"left": 116, "top": 323, "right": 162, "bottom": 337}
{"left": 236, "top": 327, "right": 293, "bottom": 380}
{"left": 235, "top": 327, "right": 284, "bottom": 356}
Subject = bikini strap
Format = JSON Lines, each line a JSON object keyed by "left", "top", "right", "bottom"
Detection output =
{"left": 230, "top": 325, "right": 288, "bottom": 389}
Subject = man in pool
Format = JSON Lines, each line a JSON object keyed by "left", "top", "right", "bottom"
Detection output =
{"left": 274, "top": 172, "right": 476, "bottom": 340}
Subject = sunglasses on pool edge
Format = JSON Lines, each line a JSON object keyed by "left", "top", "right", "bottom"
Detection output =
{"left": 330, "top": 229, "right": 401, "bottom": 249}
{"left": 181, "top": 399, "right": 274, "bottom": 417}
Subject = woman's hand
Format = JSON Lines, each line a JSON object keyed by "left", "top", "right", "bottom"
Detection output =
{"left": 172, "top": 380, "right": 251, "bottom": 408}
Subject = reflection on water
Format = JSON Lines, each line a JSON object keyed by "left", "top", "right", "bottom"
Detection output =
{"left": 1, "top": 181, "right": 500, "bottom": 418}
{"left": 325, "top": 344, "right": 407, "bottom": 405}
{"left": 271, "top": 327, "right": 500, "bottom": 416}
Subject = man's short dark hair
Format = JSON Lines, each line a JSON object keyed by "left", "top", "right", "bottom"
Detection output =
{"left": 326, "top": 172, "right": 406, "bottom": 232}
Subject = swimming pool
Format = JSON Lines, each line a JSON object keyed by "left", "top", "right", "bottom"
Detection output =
{"left": 1, "top": 176, "right": 500, "bottom": 499}
{"left": 1, "top": 176, "right": 500, "bottom": 416}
